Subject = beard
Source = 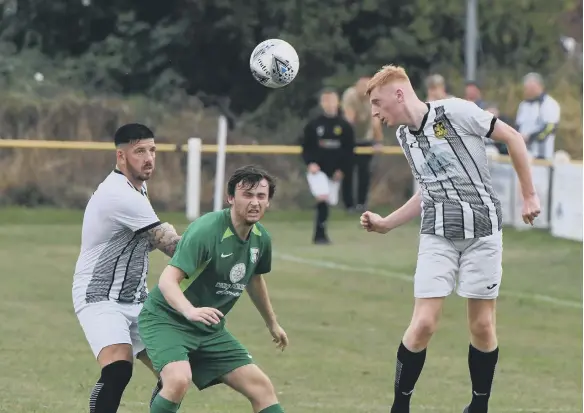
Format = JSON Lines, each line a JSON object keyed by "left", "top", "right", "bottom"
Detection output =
{"left": 128, "top": 163, "right": 153, "bottom": 182}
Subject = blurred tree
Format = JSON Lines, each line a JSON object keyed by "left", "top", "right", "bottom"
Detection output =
{"left": 0, "top": 0, "right": 577, "bottom": 130}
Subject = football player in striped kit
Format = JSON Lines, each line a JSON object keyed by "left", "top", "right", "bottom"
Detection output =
{"left": 73, "top": 123, "right": 180, "bottom": 413}
{"left": 360, "top": 65, "right": 540, "bottom": 413}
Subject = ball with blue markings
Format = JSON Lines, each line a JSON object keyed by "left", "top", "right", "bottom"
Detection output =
{"left": 249, "top": 39, "right": 300, "bottom": 89}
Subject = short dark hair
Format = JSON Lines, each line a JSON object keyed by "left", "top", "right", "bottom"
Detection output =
{"left": 319, "top": 87, "right": 338, "bottom": 97}
{"left": 227, "top": 165, "right": 276, "bottom": 199}
{"left": 465, "top": 80, "right": 481, "bottom": 88}
{"left": 114, "top": 123, "right": 155, "bottom": 146}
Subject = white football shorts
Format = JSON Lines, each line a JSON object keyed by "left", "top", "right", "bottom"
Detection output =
{"left": 414, "top": 230, "right": 503, "bottom": 299}
{"left": 75, "top": 300, "right": 145, "bottom": 359}
{"left": 306, "top": 171, "right": 340, "bottom": 206}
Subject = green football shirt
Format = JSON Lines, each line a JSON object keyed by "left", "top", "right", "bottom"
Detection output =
{"left": 143, "top": 208, "right": 272, "bottom": 334}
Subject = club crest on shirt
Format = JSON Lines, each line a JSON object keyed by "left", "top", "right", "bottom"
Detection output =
{"left": 250, "top": 247, "right": 259, "bottom": 264}
{"left": 229, "top": 263, "right": 246, "bottom": 283}
{"left": 433, "top": 121, "right": 447, "bottom": 139}
{"left": 333, "top": 125, "right": 343, "bottom": 135}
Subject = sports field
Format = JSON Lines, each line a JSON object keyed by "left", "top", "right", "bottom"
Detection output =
{"left": 0, "top": 207, "right": 581, "bottom": 413}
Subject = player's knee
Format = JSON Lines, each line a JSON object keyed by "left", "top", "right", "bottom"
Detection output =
{"left": 315, "top": 195, "right": 328, "bottom": 202}
{"left": 160, "top": 363, "right": 192, "bottom": 399}
{"left": 163, "top": 375, "right": 191, "bottom": 398}
{"left": 243, "top": 371, "right": 278, "bottom": 406}
{"left": 469, "top": 311, "right": 496, "bottom": 341}
{"left": 409, "top": 315, "right": 439, "bottom": 342}
{"left": 97, "top": 343, "right": 134, "bottom": 366}
{"left": 101, "top": 359, "right": 133, "bottom": 388}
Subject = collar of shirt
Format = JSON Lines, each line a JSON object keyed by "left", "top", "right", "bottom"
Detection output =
{"left": 113, "top": 169, "right": 147, "bottom": 196}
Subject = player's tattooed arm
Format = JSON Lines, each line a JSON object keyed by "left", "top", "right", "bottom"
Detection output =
{"left": 146, "top": 222, "right": 181, "bottom": 257}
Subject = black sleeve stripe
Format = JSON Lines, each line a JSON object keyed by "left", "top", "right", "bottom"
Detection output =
{"left": 135, "top": 221, "right": 162, "bottom": 235}
{"left": 486, "top": 116, "right": 497, "bottom": 138}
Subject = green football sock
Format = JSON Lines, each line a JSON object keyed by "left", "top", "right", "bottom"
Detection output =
{"left": 258, "top": 404, "right": 284, "bottom": 413}
{"left": 150, "top": 394, "right": 180, "bottom": 413}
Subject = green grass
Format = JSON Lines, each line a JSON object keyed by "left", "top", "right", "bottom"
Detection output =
{"left": 0, "top": 207, "right": 581, "bottom": 413}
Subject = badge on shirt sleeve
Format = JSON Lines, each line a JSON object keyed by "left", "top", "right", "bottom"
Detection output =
{"left": 250, "top": 247, "right": 259, "bottom": 264}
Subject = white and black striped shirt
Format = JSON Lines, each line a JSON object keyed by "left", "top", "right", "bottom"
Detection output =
{"left": 398, "top": 98, "right": 502, "bottom": 240}
{"left": 72, "top": 170, "right": 160, "bottom": 309}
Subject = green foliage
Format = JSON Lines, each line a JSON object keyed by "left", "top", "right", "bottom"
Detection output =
{"left": 0, "top": 0, "right": 580, "bottom": 148}
{"left": 0, "top": 0, "right": 577, "bottom": 109}
{"left": 0, "top": 1, "right": 580, "bottom": 211}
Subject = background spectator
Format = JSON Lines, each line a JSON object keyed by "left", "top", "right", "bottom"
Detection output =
{"left": 301, "top": 89, "right": 355, "bottom": 244}
{"left": 464, "top": 81, "right": 486, "bottom": 109}
{"left": 515, "top": 72, "right": 561, "bottom": 160}
{"left": 425, "top": 74, "right": 451, "bottom": 101}
{"left": 341, "top": 77, "right": 384, "bottom": 213}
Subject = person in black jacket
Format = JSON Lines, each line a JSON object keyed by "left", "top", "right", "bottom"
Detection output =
{"left": 301, "top": 88, "right": 355, "bottom": 244}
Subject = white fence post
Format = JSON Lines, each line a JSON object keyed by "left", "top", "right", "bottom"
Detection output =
{"left": 213, "top": 115, "right": 228, "bottom": 212}
{"left": 186, "top": 137, "right": 202, "bottom": 221}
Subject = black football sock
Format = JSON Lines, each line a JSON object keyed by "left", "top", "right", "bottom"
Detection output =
{"left": 390, "top": 342, "right": 427, "bottom": 413}
{"left": 314, "top": 201, "right": 329, "bottom": 239}
{"left": 150, "top": 378, "right": 163, "bottom": 407}
{"left": 89, "top": 360, "right": 133, "bottom": 413}
{"left": 150, "top": 379, "right": 182, "bottom": 410}
{"left": 468, "top": 345, "right": 499, "bottom": 413}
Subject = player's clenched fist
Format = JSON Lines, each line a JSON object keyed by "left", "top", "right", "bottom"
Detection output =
{"left": 522, "top": 193, "right": 541, "bottom": 226}
{"left": 360, "top": 211, "right": 389, "bottom": 234}
{"left": 184, "top": 307, "right": 224, "bottom": 325}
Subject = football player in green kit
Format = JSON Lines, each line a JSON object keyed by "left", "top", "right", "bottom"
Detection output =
{"left": 139, "top": 165, "right": 288, "bottom": 413}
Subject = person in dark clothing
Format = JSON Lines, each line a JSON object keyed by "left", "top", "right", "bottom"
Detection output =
{"left": 301, "top": 89, "right": 355, "bottom": 244}
{"left": 464, "top": 81, "right": 487, "bottom": 109}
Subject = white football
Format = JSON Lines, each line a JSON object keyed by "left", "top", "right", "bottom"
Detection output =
{"left": 249, "top": 39, "right": 299, "bottom": 88}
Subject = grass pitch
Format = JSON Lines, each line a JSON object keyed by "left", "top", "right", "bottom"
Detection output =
{"left": 0, "top": 207, "right": 581, "bottom": 413}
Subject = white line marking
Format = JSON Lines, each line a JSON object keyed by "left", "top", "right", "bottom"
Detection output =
{"left": 297, "top": 401, "right": 580, "bottom": 412}
{"left": 275, "top": 253, "right": 582, "bottom": 309}
{"left": 25, "top": 399, "right": 581, "bottom": 412}
{"left": 415, "top": 408, "right": 579, "bottom": 413}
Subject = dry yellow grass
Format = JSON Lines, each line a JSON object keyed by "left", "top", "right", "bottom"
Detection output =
{"left": 0, "top": 67, "right": 581, "bottom": 210}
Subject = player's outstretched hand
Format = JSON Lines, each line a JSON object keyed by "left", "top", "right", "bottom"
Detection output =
{"left": 184, "top": 307, "right": 224, "bottom": 326}
{"left": 360, "top": 211, "right": 389, "bottom": 234}
{"left": 522, "top": 193, "right": 541, "bottom": 226}
{"left": 268, "top": 323, "right": 289, "bottom": 351}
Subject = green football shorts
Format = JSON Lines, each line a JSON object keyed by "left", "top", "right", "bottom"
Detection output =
{"left": 138, "top": 307, "right": 254, "bottom": 390}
